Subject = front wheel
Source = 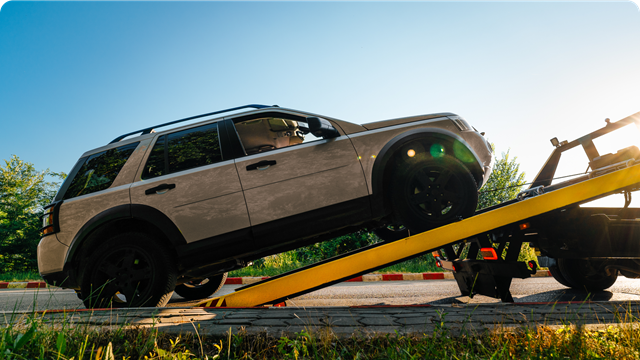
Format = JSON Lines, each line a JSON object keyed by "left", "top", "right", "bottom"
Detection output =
{"left": 390, "top": 156, "right": 478, "bottom": 234}
{"left": 557, "top": 258, "right": 618, "bottom": 292}
{"left": 175, "top": 273, "right": 228, "bottom": 300}
{"left": 80, "top": 233, "right": 176, "bottom": 308}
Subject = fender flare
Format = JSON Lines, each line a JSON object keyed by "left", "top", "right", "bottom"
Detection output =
{"left": 369, "top": 128, "right": 484, "bottom": 218}
{"left": 64, "top": 204, "right": 187, "bottom": 264}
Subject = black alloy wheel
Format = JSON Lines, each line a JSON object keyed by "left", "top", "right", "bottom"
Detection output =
{"left": 391, "top": 156, "right": 478, "bottom": 234}
{"left": 557, "top": 258, "right": 618, "bottom": 292}
{"left": 81, "top": 233, "right": 176, "bottom": 309}
{"left": 175, "top": 272, "right": 228, "bottom": 300}
{"left": 373, "top": 224, "right": 410, "bottom": 242}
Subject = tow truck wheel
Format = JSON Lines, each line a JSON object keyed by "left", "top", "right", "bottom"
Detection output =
{"left": 557, "top": 258, "right": 618, "bottom": 292}
{"left": 175, "top": 273, "right": 228, "bottom": 300}
{"left": 391, "top": 156, "right": 478, "bottom": 234}
{"left": 548, "top": 263, "right": 573, "bottom": 288}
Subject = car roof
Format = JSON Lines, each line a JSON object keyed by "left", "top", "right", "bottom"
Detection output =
{"left": 81, "top": 105, "right": 365, "bottom": 158}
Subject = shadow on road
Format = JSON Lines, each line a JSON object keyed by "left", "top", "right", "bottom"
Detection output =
{"left": 516, "top": 289, "right": 614, "bottom": 303}
{"left": 426, "top": 289, "right": 614, "bottom": 305}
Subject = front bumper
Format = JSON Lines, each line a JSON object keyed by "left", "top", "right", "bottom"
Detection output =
{"left": 41, "top": 269, "right": 79, "bottom": 289}
{"left": 37, "top": 234, "right": 78, "bottom": 288}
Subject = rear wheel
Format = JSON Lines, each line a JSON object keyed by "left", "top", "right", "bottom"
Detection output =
{"left": 175, "top": 273, "right": 228, "bottom": 300}
{"left": 557, "top": 258, "right": 618, "bottom": 292}
{"left": 373, "top": 224, "right": 410, "bottom": 242}
{"left": 390, "top": 156, "right": 478, "bottom": 234}
{"left": 80, "top": 233, "right": 176, "bottom": 308}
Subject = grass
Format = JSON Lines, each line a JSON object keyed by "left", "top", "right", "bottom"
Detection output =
{"left": 3, "top": 311, "right": 640, "bottom": 359}
{"left": 0, "top": 270, "right": 42, "bottom": 282}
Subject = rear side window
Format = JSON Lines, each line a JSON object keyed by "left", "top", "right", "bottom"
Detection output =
{"left": 62, "top": 142, "right": 139, "bottom": 200}
{"left": 142, "top": 123, "right": 222, "bottom": 180}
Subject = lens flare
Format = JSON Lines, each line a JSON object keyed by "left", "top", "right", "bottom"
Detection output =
{"left": 430, "top": 143, "right": 445, "bottom": 158}
{"left": 453, "top": 140, "right": 475, "bottom": 163}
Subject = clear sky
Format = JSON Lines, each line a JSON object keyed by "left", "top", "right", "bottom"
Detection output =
{"left": 1, "top": 1, "right": 639, "bottom": 206}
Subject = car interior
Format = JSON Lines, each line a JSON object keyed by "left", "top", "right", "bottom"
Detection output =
{"left": 234, "top": 117, "right": 313, "bottom": 155}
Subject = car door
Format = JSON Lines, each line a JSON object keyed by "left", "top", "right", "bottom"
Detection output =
{"left": 130, "top": 122, "right": 251, "bottom": 246}
{"left": 230, "top": 115, "right": 370, "bottom": 244}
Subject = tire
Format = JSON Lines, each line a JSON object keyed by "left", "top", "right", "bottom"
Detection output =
{"left": 557, "top": 258, "right": 618, "bottom": 292}
{"left": 548, "top": 264, "right": 573, "bottom": 288}
{"left": 175, "top": 273, "right": 228, "bottom": 300}
{"left": 373, "top": 224, "right": 410, "bottom": 242}
{"left": 390, "top": 155, "right": 478, "bottom": 234}
{"left": 80, "top": 232, "right": 177, "bottom": 309}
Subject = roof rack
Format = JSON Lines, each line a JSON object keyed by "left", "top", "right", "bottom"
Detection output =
{"left": 109, "top": 104, "right": 277, "bottom": 144}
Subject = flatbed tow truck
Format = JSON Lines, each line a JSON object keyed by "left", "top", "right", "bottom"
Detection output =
{"left": 197, "top": 111, "right": 640, "bottom": 307}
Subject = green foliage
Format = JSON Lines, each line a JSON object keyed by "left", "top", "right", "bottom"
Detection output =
{"left": 0, "top": 155, "right": 65, "bottom": 272}
{"left": 293, "top": 232, "right": 379, "bottom": 264}
{"left": 3, "top": 314, "right": 640, "bottom": 359}
{"left": 477, "top": 148, "right": 526, "bottom": 210}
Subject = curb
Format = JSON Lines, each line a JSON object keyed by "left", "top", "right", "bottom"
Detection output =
{"left": 1, "top": 271, "right": 552, "bottom": 289}
{"left": 0, "top": 281, "right": 47, "bottom": 289}
{"left": 223, "top": 270, "right": 551, "bottom": 285}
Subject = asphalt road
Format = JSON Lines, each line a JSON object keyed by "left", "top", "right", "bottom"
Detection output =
{"left": 3, "top": 277, "right": 640, "bottom": 312}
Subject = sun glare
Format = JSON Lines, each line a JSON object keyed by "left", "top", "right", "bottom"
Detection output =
{"left": 582, "top": 121, "right": 640, "bottom": 208}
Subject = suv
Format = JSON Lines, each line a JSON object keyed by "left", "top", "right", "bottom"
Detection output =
{"left": 38, "top": 104, "right": 493, "bottom": 308}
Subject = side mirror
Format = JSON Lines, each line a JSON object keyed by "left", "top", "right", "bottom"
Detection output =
{"left": 307, "top": 117, "right": 340, "bottom": 139}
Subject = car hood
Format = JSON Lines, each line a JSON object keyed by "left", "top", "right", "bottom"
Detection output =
{"left": 361, "top": 112, "right": 456, "bottom": 131}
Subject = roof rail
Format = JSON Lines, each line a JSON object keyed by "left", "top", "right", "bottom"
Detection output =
{"left": 109, "top": 104, "right": 277, "bottom": 144}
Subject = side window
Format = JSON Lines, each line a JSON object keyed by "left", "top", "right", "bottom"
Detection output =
{"left": 143, "top": 135, "right": 166, "bottom": 179}
{"left": 234, "top": 117, "right": 322, "bottom": 155}
{"left": 63, "top": 142, "right": 139, "bottom": 200}
{"left": 142, "top": 123, "right": 222, "bottom": 180}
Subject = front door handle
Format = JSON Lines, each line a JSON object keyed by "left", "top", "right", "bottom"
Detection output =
{"left": 246, "top": 160, "right": 277, "bottom": 171}
{"left": 145, "top": 183, "right": 176, "bottom": 195}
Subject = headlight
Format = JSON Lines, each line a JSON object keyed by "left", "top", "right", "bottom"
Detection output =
{"left": 40, "top": 205, "right": 56, "bottom": 236}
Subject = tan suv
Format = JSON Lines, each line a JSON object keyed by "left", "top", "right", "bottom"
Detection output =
{"left": 38, "top": 104, "right": 493, "bottom": 308}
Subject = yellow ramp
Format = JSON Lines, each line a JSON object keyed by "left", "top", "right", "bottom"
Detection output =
{"left": 196, "top": 164, "right": 640, "bottom": 308}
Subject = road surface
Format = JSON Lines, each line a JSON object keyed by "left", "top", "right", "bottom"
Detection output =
{"left": 3, "top": 277, "right": 640, "bottom": 312}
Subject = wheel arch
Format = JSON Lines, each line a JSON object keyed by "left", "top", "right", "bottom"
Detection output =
{"left": 370, "top": 128, "right": 484, "bottom": 219}
{"left": 65, "top": 204, "right": 187, "bottom": 268}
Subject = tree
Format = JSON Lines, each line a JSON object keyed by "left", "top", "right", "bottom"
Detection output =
{"left": 0, "top": 155, "right": 65, "bottom": 272}
{"left": 477, "top": 149, "right": 526, "bottom": 209}
{"left": 476, "top": 149, "right": 538, "bottom": 265}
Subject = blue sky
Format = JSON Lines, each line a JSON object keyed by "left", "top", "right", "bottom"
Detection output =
{"left": 1, "top": 1, "right": 639, "bottom": 205}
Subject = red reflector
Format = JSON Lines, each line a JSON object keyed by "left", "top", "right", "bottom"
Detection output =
{"left": 480, "top": 247, "right": 499, "bottom": 260}
{"left": 519, "top": 222, "right": 530, "bottom": 230}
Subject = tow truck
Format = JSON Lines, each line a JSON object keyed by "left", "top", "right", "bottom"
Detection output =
{"left": 197, "top": 111, "right": 640, "bottom": 307}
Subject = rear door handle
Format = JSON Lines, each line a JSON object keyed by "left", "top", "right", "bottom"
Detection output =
{"left": 246, "top": 160, "right": 277, "bottom": 171}
{"left": 145, "top": 183, "right": 176, "bottom": 195}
